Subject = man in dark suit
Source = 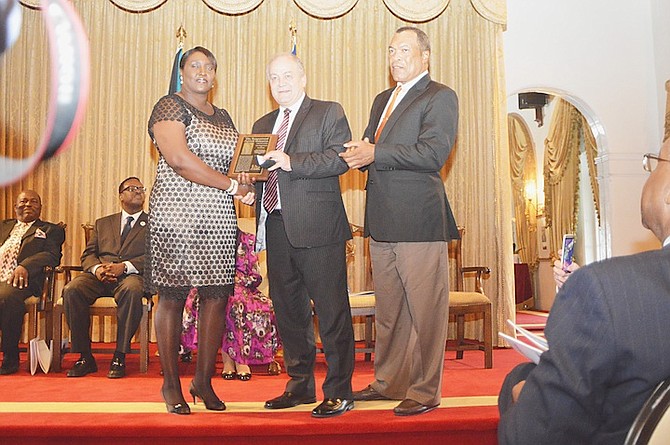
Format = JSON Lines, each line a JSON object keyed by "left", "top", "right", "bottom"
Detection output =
{"left": 0, "top": 190, "right": 65, "bottom": 375}
{"left": 497, "top": 141, "right": 670, "bottom": 444}
{"left": 254, "top": 53, "right": 355, "bottom": 418}
{"left": 341, "top": 27, "right": 459, "bottom": 416}
{"left": 62, "top": 177, "right": 148, "bottom": 378}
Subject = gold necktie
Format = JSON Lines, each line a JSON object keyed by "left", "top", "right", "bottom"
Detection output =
{"left": 375, "top": 85, "right": 402, "bottom": 141}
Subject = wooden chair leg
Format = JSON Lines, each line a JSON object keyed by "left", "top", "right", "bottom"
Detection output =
{"left": 52, "top": 305, "right": 63, "bottom": 372}
{"left": 456, "top": 313, "right": 465, "bottom": 360}
{"left": 139, "top": 305, "right": 149, "bottom": 373}
{"left": 484, "top": 305, "right": 493, "bottom": 369}
{"left": 364, "top": 314, "right": 373, "bottom": 362}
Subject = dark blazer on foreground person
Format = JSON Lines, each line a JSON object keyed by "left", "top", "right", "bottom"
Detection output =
{"left": 363, "top": 73, "right": 459, "bottom": 243}
{"left": 498, "top": 246, "right": 670, "bottom": 444}
{"left": 253, "top": 94, "right": 355, "bottom": 412}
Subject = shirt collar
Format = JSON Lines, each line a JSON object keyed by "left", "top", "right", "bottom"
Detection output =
{"left": 396, "top": 71, "right": 428, "bottom": 92}
{"left": 121, "top": 210, "right": 143, "bottom": 223}
{"left": 279, "top": 92, "right": 306, "bottom": 116}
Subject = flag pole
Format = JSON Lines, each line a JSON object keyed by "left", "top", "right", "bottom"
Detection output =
{"left": 168, "top": 25, "right": 187, "bottom": 94}
{"left": 289, "top": 21, "right": 297, "bottom": 55}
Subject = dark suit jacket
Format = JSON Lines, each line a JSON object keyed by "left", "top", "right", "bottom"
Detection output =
{"left": 0, "top": 218, "right": 65, "bottom": 295}
{"left": 498, "top": 246, "right": 670, "bottom": 444}
{"left": 363, "top": 74, "right": 459, "bottom": 242}
{"left": 81, "top": 212, "right": 148, "bottom": 274}
{"left": 252, "top": 96, "right": 352, "bottom": 248}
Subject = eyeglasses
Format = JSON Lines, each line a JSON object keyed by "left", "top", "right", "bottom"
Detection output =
{"left": 121, "top": 185, "right": 146, "bottom": 194}
{"left": 643, "top": 153, "right": 670, "bottom": 172}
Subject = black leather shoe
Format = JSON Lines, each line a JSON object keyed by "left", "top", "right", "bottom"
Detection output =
{"left": 0, "top": 361, "right": 19, "bottom": 375}
{"left": 352, "top": 385, "right": 390, "bottom": 401}
{"left": 67, "top": 357, "right": 98, "bottom": 377}
{"left": 264, "top": 392, "right": 317, "bottom": 409}
{"left": 311, "top": 398, "right": 354, "bottom": 418}
{"left": 107, "top": 356, "right": 126, "bottom": 379}
{"left": 393, "top": 399, "right": 439, "bottom": 416}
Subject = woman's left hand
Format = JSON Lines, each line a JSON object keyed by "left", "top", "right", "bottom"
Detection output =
{"left": 235, "top": 173, "right": 256, "bottom": 205}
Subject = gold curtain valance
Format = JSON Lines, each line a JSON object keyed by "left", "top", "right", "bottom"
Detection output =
{"left": 18, "top": 0, "right": 506, "bottom": 25}
{"left": 470, "top": 0, "right": 506, "bottom": 29}
{"left": 383, "top": 0, "right": 450, "bottom": 22}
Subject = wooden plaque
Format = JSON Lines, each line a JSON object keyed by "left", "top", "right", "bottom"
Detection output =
{"left": 228, "top": 133, "right": 278, "bottom": 181}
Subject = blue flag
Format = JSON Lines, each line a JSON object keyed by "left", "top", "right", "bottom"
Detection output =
{"left": 168, "top": 45, "right": 183, "bottom": 94}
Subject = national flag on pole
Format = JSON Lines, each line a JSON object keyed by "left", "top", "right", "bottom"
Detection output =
{"left": 168, "top": 44, "right": 183, "bottom": 94}
{"left": 289, "top": 23, "right": 297, "bottom": 55}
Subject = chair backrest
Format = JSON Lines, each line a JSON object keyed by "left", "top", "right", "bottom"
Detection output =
{"left": 625, "top": 379, "right": 670, "bottom": 445}
{"left": 448, "top": 226, "right": 466, "bottom": 291}
{"left": 447, "top": 226, "right": 490, "bottom": 294}
{"left": 82, "top": 223, "right": 94, "bottom": 245}
{"left": 347, "top": 223, "right": 373, "bottom": 292}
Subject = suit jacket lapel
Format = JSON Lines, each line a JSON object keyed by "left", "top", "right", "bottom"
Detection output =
{"left": 21, "top": 219, "right": 40, "bottom": 241}
{"left": 284, "top": 96, "right": 312, "bottom": 153}
{"left": 122, "top": 211, "right": 148, "bottom": 247}
{"left": 378, "top": 75, "right": 431, "bottom": 142}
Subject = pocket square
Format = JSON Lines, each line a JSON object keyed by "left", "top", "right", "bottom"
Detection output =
{"left": 35, "top": 228, "right": 47, "bottom": 239}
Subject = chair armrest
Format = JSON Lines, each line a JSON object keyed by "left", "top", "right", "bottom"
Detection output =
{"left": 38, "top": 265, "right": 56, "bottom": 311}
{"left": 460, "top": 266, "right": 491, "bottom": 294}
{"left": 60, "top": 265, "right": 84, "bottom": 284}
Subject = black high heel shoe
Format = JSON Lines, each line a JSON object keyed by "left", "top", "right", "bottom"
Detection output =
{"left": 221, "top": 370, "right": 237, "bottom": 380}
{"left": 237, "top": 371, "right": 252, "bottom": 381}
{"left": 161, "top": 389, "right": 191, "bottom": 415}
{"left": 189, "top": 381, "right": 226, "bottom": 411}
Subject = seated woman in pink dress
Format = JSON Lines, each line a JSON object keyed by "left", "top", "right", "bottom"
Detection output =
{"left": 180, "top": 230, "right": 281, "bottom": 381}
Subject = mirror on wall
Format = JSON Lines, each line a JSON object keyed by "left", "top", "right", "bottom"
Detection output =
{"left": 508, "top": 91, "right": 601, "bottom": 310}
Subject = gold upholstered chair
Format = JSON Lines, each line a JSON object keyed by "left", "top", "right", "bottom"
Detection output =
{"left": 51, "top": 223, "right": 151, "bottom": 373}
{"left": 446, "top": 227, "right": 493, "bottom": 369}
{"left": 347, "top": 223, "right": 375, "bottom": 361}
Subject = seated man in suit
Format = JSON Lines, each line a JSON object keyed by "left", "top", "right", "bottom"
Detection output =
{"left": 0, "top": 190, "right": 65, "bottom": 375}
{"left": 498, "top": 140, "right": 670, "bottom": 444}
{"left": 63, "top": 177, "right": 148, "bottom": 378}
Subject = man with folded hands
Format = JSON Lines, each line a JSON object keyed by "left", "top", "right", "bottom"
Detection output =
{"left": 498, "top": 139, "right": 670, "bottom": 444}
{"left": 62, "top": 177, "right": 148, "bottom": 379}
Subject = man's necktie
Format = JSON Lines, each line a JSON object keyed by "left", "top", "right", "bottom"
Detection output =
{"left": 120, "top": 216, "right": 133, "bottom": 245}
{"left": 263, "top": 108, "right": 291, "bottom": 213}
{"left": 0, "top": 222, "right": 30, "bottom": 282}
{"left": 374, "top": 85, "right": 402, "bottom": 142}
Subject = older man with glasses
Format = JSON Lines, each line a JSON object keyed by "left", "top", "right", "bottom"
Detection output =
{"left": 62, "top": 177, "right": 148, "bottom": 378}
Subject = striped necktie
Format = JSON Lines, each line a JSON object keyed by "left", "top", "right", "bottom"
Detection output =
{"left": 263, "top": 108, "right": 291, "bottom": 213}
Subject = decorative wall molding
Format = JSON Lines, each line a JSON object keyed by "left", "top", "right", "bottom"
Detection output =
{"left": 294, "top": 0, "right": 358, "bottom": 18}
{"left": 18, "top": 0, "right": 506, "bottom": 26}
{"left": 201, "top": 0, "right": 264, "bottom": 15}
{"left": 383, "top": 0, "right": 449, "bottom": 23}
{"left": 109, "top": 0, "right": 168, "bottom": 12}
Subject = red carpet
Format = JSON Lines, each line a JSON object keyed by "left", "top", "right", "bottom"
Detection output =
{"left": 0, "top": 343, "right": 530, "bottom": 444}
{"left": 516, "top": 309, "right": 548, "bottom": 330}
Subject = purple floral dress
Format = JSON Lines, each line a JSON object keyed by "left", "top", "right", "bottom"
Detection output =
{"left": 180, "top": 230, "right": 280, "bottom": 365}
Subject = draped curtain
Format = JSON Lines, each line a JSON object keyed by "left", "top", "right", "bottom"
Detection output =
{"left": 3, "top": 0, "right": 514, "bottom": 344}
{"left": 508, "top": 114, "right": 538, "bottom": 269}
{"left": 543, "top": 98, "right": 600, "bottom": 259}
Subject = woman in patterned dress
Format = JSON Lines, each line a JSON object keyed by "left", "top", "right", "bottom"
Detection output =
{"left": 147, "top": 46, "right": 255, "bottom": 415}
